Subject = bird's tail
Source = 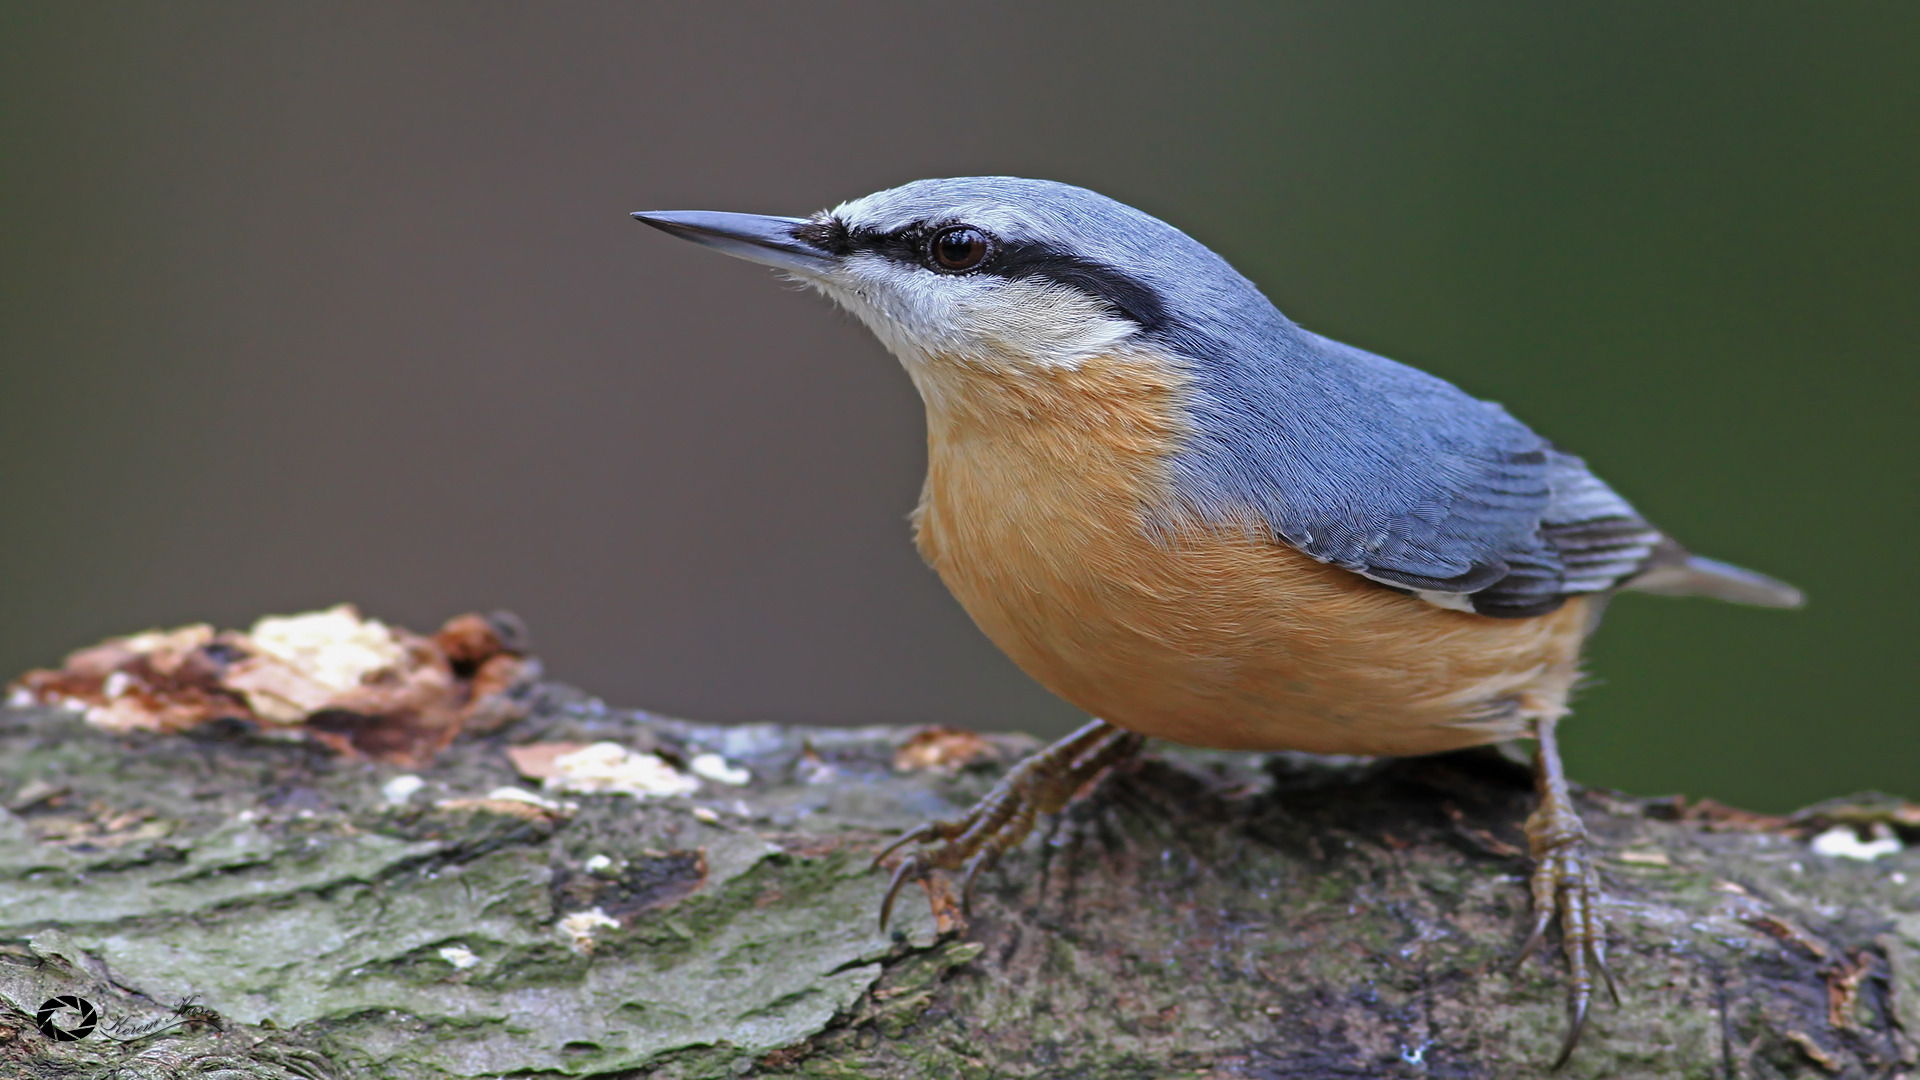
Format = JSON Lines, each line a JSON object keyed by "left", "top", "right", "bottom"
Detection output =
{"left": 1623, "top": 542, "right": 1804, "bottom": 608}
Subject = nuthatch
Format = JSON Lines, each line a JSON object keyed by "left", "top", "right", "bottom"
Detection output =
{"left": 632, "top": 177, "right": 1802, "bottom": 1065}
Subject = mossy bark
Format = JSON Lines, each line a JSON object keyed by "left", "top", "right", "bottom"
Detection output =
{"left": 1, "top": 687, "right": 1914, "bottom": 1079}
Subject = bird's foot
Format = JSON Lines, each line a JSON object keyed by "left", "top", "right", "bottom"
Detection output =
{"left": 1512, "top": 716, "right": 1618, "bottom": 1069}
{"left": 872, "top": 719, "right": 1143, "bottom": 931}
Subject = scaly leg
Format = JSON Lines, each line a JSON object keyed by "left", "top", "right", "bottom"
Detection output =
{"left": 1514, "top": 715, "right": 1619, "bottom": 1069}
{"left": 873, "top": 719, "right": 1145, "bottom": 931}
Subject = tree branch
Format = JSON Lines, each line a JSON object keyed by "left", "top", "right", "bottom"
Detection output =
{"left": 2, "top": 683, "right": 1915, "bottom": 1079}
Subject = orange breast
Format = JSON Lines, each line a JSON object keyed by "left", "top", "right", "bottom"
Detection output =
{"left": 910, "top": 352, "right": 1591, "bottom": 757}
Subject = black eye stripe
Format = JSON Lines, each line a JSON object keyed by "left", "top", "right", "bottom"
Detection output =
{"left": 794, "top": 216, "right": 919, "bottom": 261}
{"left": 988, "top": 240, "right": 1168, "bottom": 332}
{"left": 790, "top": 216, "right": 853, "bottom": 255}
{"left": 801, "top": 215, "right": 1168, "bottom": 332}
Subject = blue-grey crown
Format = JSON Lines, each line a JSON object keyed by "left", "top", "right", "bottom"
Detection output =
{"left": 826, "top": 177, "right": 1296, "bottom": 351}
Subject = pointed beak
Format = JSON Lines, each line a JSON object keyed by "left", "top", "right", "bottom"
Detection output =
{"left": 630, "top": 210, "right": 837, "bottom": 275}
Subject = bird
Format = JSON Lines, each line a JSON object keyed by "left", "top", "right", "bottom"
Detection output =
{"left": 630, "top": 177, "right": 1802, "bottom": 1066}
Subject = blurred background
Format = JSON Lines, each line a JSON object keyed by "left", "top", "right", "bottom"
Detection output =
{"left": 2, "top": 4, "right": 1912, "bottom": 811}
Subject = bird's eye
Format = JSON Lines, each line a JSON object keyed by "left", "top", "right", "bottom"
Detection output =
{"left": 928, "top": 226, "right": 991, "bottom": 273}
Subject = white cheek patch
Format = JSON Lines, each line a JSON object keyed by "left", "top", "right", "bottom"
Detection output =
{"left": 808, "top": 258, "right": 1139, "bottom": 373}
{"left": 966, "top": 279, "right": 1139, "bottom": 367}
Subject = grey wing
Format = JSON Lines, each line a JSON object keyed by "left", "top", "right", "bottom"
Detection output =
{"left": 1170, "top": 330, "right": 1799, "bottom": 616}
{"left": 1333, "top": 439, "right": 1802, "bottom": 616}
{"left": 1318, "top": 438, "right": 1802, "bottom": 617}
{"left": 1314, "top": 442, "right": 1799, "bottom": 616}
{"left": 1309, "top": 442, "right": 1670, "bottom": 619}
{"left": 1464, "top": 451, "right": 1667, "bottom": 616}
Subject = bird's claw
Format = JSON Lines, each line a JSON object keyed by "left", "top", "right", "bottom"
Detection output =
{"left": 1514, "top": 717, "right": 1618, "bottom": 1069}
{"left": 871, "top": 768, "right": 1047, "bottom": 932}
{"left": 1515, "top": 825, "right": 1618, "bottom": 1068}
{"left": 872, "top": 720, "right": 1142, "bottom": 932}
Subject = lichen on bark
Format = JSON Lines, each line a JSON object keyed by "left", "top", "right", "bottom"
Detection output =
{"left": 1, "top": 685, "right": 1914, "bottom": 1079}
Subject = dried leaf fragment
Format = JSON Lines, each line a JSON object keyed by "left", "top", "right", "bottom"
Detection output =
{"left": 6, "top": 604, "right": 538, "bottom": 767}
{"left": 893, "top": 727, "right": 995, "bottom": 773}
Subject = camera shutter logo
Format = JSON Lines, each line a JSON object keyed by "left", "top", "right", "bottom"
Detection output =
{"left": 36, "top": 996, "right": 99, "bottom": 1041}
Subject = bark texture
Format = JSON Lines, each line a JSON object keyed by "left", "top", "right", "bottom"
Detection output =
{"left": 1, "top": 686, "right": 1915, "bottom": 1079}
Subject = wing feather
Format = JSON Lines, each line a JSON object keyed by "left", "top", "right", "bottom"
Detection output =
{"left": 1168, "top": 330, "right": 1674, "bottom": 617}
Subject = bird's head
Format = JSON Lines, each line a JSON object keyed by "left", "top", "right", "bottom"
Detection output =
{"left": 633, "top": 178, "right": 1279, "bottom": 399}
